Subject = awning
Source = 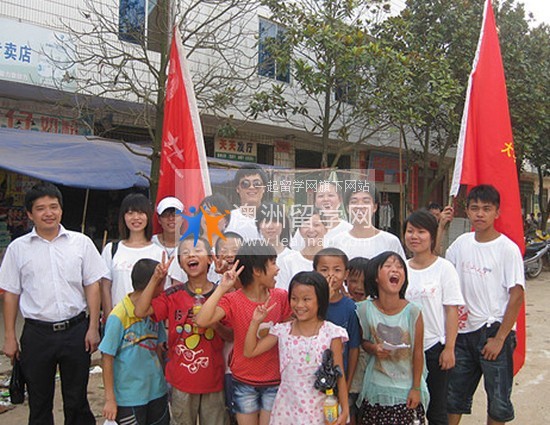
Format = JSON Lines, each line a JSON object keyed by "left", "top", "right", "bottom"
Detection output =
{"left": 0, "top": 127, "right": 283, "bottom": 190}
{"left": 0, "top": 128, "right": 151, "bottom": 189}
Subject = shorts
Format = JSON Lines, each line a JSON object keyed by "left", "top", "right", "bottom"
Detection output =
{"left": 231, "top": 378, "right": 278, "bottom": 415}
{"left": 117, "top": 393, "right": 170, "bottom": 425}
{"left": 358, "top": 400, "right": 425, "bottom": 425}
{"left": 447, "top": 323, "right": 516, "bottom": 422}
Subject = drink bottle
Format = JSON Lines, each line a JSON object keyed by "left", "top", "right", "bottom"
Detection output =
{"left": 323, "top": 388, "right": 338, "bottom": 424}
{"left": 192, "top": 288, "right": 205, "bottom": 334}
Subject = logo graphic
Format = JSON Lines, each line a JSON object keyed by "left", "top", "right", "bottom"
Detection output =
{"left": 178, "top": 207, "right": 229, "bottom": 247}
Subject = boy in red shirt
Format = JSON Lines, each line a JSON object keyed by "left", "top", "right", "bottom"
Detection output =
{"left": 135, "top": 236, "right": 228, "bottom": 425}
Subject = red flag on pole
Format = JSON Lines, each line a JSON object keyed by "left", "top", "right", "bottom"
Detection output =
{"left": 156, "top": 27, "right": 211, "bottom": 231}
{"left": 450, "top": 0, "right": 525, "bottom": 374}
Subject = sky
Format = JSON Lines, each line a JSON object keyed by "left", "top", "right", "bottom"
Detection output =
{"left": 520, "top": 0, "right": 550, "bottom": 26}
{"left": 387, "top": 0, "right": 549, "bottom": 26}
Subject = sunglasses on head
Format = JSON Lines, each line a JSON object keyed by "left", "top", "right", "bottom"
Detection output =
{"left": 239, "top": 179, "right": 264, "bottom": 189}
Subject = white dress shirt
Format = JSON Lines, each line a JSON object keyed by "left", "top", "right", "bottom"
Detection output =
{"left": 0, "top": 226, "right": 107, "bottom": 322}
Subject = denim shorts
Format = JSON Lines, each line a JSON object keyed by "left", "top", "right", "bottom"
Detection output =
{"left": 447, "top": 323, "right": 516, "bottom": 422}
{"left": 231, "top": 378, "right": 278, "bottom": 414}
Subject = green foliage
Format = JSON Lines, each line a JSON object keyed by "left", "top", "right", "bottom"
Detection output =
{"left": 250, "top": 0, "right": 392, "bottom": 167}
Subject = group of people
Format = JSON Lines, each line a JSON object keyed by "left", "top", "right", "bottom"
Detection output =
{"left": 0, "top": 165, "right": 524, "bottom": 425}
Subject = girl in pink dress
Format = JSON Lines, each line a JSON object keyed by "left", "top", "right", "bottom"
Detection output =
{"left": 244, "top": 271, "right": 349, "bottom": 425}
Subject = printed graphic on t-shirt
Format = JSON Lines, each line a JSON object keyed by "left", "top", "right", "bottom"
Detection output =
{"left": 457, "top": 305, "right": 469, "bottom": 330}
{"left": 121, "top": 321, "right": 162, "bottom": 352}
{"left": 172, "top": 306, "right": 216, "bottom": 374}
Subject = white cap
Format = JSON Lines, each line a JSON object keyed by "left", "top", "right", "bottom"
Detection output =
{"left": 156, "top": 197, "right": 184, "bottom": 215}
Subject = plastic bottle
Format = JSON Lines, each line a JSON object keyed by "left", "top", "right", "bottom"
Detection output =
{"left": 192, "top": 288, "right": 205, "bottom": 334}
{"left": 323, "top": 388, "right": 338, "bottom": 424}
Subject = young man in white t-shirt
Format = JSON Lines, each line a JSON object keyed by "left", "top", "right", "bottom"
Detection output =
{"left": 445, "top": 185, "right": 525, "bottom": 425}
{"left": 327, "top": 186, "right": 405, "bottom": 260}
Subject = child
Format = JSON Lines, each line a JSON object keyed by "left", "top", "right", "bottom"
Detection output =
{"left": 134, "top": 236, "right": 227, "bottom": 425}
{"left": 244, "top": 271, "right": 349, "bottom": 425}
{"left": 313, "top": 248, "right": 361, "bottom": 407}
{"left": 100, "top": 258, "right": 170, "bottom": 425}
{"left": 278, "top": 208, "right": 327, "bottom": 290}
{"left": 327, "top": 187, "right": 405, "bottom": 260}
{"left": 101, "top": 193, "right": 163, "bottom": 316}
{"left": 257, "top": 201, "right": 293, "bottom": 288}
{"left": 347, "top": 257, "right": 369, "bottom": 303}
{"left": 214, "top": 231, "right": 245, "bottom": 277}
{"left": 195, "top": 242, "right": 292, "bottom": 425}
{"left": 404, "top": 209, "right": 464, "bottom": 425}
{"left": 445, "top": 185, "right": 524, "bottom": 425}
{"left": 168, "top": 230, "right": 242, "bottom": 285}
{"left": 356, "top": 251, "right": 429, "bottom": 424}
{"left": 346, "top": 257, "right": 370, "bottom": 425}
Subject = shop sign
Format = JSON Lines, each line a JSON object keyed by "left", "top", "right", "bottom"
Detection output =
{"left": 0, "top": 17, "right": 77, "bottom": 90}
{"left": 215, "top": 138, "right": 257, "bottom": 162}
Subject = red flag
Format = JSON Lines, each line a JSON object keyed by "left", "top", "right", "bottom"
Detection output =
{"left": 450, "top": 0, "right": 525, "bottom": 374}
{"left": 156, "top": 27, "right": 211, "bottom": 231}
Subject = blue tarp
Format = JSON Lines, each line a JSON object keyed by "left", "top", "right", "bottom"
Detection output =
{"left": 0, "top": 127, "right": 282, "bottom": 190}
{"left": 0, "top": 128, "right": 151, "bottom": 189}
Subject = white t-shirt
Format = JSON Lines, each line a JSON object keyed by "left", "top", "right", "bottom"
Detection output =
{"left": 290, "top": 219, "right": 352, "bottom": 250}
{"left": 406, "top": 257, "right": 465, "bottom": 350}
{"left": 327, "top": 229, "right": 406, "bottom": 260}
{"left": 275, "top": 247, "right": 293, "bottom": 288}
{"left": 445, "top": 233, "right": 525, "bottom": 333}
{"left": 225, "top": 208, "right": 261, "bottom": 241}
{"left": 151, "top": 234, "right": 178, "bottom": 258}
{"left": 152, "top": 234, "right": 178, "bottom": 287}
{"left": 276, "top": 250, "right": 313, "bottom": 290}
{"left": 101, "top": 241, "right": 164, "bottom": 307}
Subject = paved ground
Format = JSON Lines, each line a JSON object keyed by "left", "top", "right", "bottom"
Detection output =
{"left": 1, "top": 271, "right": 549, "bottom": 423}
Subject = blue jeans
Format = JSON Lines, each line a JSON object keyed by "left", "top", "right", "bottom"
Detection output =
{"left": 231, "top": 378, "right": 278, "bottom": 415}
{"left": 447, "top": 323, "right": 516, "bottom": 422}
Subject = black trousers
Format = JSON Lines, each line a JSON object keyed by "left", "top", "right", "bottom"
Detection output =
{"left": 20, "top": 318, "right": 95, "bottom": 425}
{"left": 425, "top": 343, "right": 450, "bottom": 425}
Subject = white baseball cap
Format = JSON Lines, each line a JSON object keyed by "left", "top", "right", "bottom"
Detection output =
{"left": 156, "top": 197, "right": 184, "bottom": 215}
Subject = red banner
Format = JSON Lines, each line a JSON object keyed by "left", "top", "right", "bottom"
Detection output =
{"left": 156, "top": 27, "right": 211, "bottom": 231}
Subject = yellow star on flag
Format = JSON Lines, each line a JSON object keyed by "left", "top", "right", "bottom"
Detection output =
{"left": 500, "top": 142, "right": 516, "bottom": 162}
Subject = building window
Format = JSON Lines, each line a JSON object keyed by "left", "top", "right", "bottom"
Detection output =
{"left": 119, "top": 0, "right": 163, "bottom": 52}
{"left": 335, "top": 79, "right": 357, "bottom": 105}
{"left": 258, "top": 18, "right": 290, "bottom": 83}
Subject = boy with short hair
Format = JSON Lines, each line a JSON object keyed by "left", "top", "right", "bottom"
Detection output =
{"left": 314, "top": 248, "right": 361, "bottom": 397}
{"left": 134, "top": 236, "right": 227, "bottom": 425}
{"left": 100, "top": 258, "right": 170, "bottom": 424}
{"left": 445, "top": 185, "right": 524, "bottom": 425}
{"left": 328, "top": 187, "right": 405, "bottom": 260}
{"left": 196, "top": 242, "right": 292, "bottom": 425}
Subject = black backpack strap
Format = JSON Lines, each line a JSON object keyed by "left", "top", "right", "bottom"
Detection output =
{"left": 111, "top": 240, "right": 120, "bottom": 259}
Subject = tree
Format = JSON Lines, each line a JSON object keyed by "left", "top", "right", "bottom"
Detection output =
{"left": 519, "top": 23, "right": 550, "bottom": 230}
{"left": 372, "top": 0, "right": 484, "bottom": 207}
{"left": 52, "top": 0, "right": 260, "bottom": 200}
{"left": 248, "top": 0, "right": 396, "bottom": 168}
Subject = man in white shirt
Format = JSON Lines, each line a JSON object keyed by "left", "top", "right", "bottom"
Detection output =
{"left": 445, "top": 185, "right": 524, "bottom": 425}
{"left": 0, "top": 183, "right": 107, "bottom": 425}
